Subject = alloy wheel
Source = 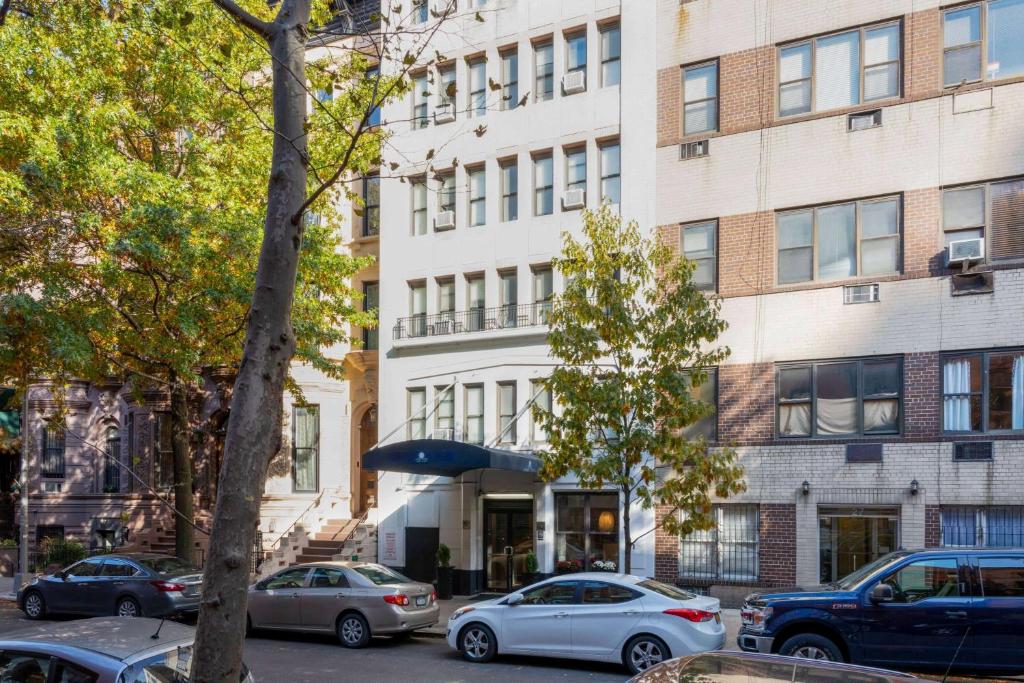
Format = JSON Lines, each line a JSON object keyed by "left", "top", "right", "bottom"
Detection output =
{"left": 24, "top": 593, "right": 42, "bottom": 618}
{"left": 793, "top": 645, "right": 832, "bottom": 661}
{"left": 630, "top": 640, "right": 664, "bottom": 671}
{"left": 462, "top": 627, "right": 490, "bottom": 660}
{"left": 341, "top": 617, "right": 364, "bottom": 645}
{"left": 117, "top": 599, "right": 140, "bottom": 617}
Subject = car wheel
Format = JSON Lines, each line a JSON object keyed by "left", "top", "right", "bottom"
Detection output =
{"left": 337, "top": 613, "right": 371, "bottom": 648}
{"left": 624, "top": 634, "right": 670, "bottom": 675}
{"left": 116, "top": 596, "right": 143, "bottom": 618}
{"left": 459, "top": 623, "right": 496, "bottom": 664}
{"left": 246, "top": 614, "right": 253, "bottom": 636}
{"left": 779, "top": 633, "right": 844, "bottom": 662}
{"left": 22, "top": 590, "right": 46, "bottom": 620}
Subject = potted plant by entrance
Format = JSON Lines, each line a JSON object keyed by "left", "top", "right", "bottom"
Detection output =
{"left": 436, "top": 544, "right": 453, "bottom": 600}
{"left": 555, "top": 559, "right": 582, "bottom": 575}
{"left": 521, "top": 551, "right": 540, "bottom": 586}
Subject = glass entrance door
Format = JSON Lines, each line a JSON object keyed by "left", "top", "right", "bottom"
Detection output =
{"left": 819, "top": 507, "right": 899, "bottom": 584}
{"left": 485, "top": 502, "right": 533, "bottom": 592}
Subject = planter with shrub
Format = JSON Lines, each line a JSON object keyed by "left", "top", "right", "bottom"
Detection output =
{"left": 436, "top": 543, "right": 453, "bottom": 600}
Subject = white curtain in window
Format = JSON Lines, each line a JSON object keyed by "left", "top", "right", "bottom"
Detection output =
{"left": 779, "top": 404, "right": 811, "bottom": 436}
{"left": 815, "top": 31, "right": 860, "bottom": 111}
{"left": 864, "top": 399, "right": 899, "bottom": 432}
{"left": 943, "top": 359, "right": 972, "bottom": 431}
{"left": 1013, "top": 355, "right": 1024, "bottom": 431}
{"left": 816, "top": 398, "right": 858, "bottom": 435}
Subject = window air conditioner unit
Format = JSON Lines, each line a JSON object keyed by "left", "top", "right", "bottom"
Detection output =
{"left": 843, "top": 283, "right": 880, "bottom": 304}
{"left": 679, "top": 139, "right": 709, "bottom": 160}
{"left": 434, "top": 210, "right": 456, "bottom": 231}
{"left": 562, "top": 70, "right": 586, "bottom": 95}
{"left": 848, "top": 109, "right": 882, "bottom": 131}
{"left": 431, "top": 428, "right": 456, "bottom": 441}
{"left": 434, "top": 102, "right": 456, "bottom": 124}
{"left": 947, "top": 237, "right": 984, "bottom": 266}
{"left": 562, "top": 188, "right": 586, "bottom": 210}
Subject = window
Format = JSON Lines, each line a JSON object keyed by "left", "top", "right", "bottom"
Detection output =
{"left": 599, "top": 141, "right": 620, "bottom": 205}
{"left": 468, "top": 166, "right": 486, "bottom": 227}
{"left": 680, "top": 505, "right": 758, "bottom": 581}
{"left": 555, "top": 493, "right": 619, "bottom": 572}
{"left": 437, "top": 171, "right": 456, "bottom": 222}
{"left": 437, "top": 277, "right": 455, "bottom": 319}
{"left": 36, "top": 525, "right": 64, "bottom": 542}
{"left": 533, "top": 153, "right": 553, "bottom": 215}
{"left": 266, "top": 567, "right": 310, "bottom": 590}
{"left": 531, "top": 379, "right": 551, "bottom": 443}
{"left": 101, "top": 558, "right": 139, "bottom": 577}
{"left": 600, "top": 23, "right": 621, "bottom": 86}
{"left": 103, "top": 426, "right": 120, "bottom": 493}
{"left": 500, "top": 158, "right": 518, "bottom": 221}
{"left": 126, "top": 412, "right": 134, "bottom": 492}
{"left": 497, "top": 382, "right": 517, "bottom": 444}
{"left": 366, "top": 66, "right": 381, "bottom": 126}
{"left": 466, "top": 273, "right": 485, "bottom": 332}
{"left": 438, "top": 63, "right": 456, "bottom": 118}
{"left": 683, "top": 62, "right": 718, "bottom": 135}
{"left": 411, "top": 177, "right": 427, "bottom": 235}
{"left": 565, "top": 31, "right": 587, "bottom": 88}
{"left": 682, "top": 368, "right": 717, "bottom": 441}
{"left": 778, "top": 22, "right": 900, "bottom": 117}
{"left": 412, "top": 0, "right": 428, "bottom": 24}
{"left": 777, "top": 196, "right": 900, "bottom": 284}
{"left": 943, "top": 350, "right": 1024, "bottom": 432}
{"left": 682, "top": 220, "right": 717, "bottom": 291}
{"left": 362, "top": 281, "right": 378, "bottom": 351}
{"left": 41, "top": 425, "right": 66, "bottom": 478}
{"left": 881, "top": 558, "right": 960, "bottom": 603}
{"left": 501, "top": 48, "right": 519, "bottom": 109}
{"left": 310, "top": 567, "right": 349, "bottom": 588}
{"left": 361, "top": 173, "right": 380, "bottom": 237}
{"left": 154, "top": 413, "right": 173, "bottom": 488}
{"left": 292, "top": 405, "right": 319, "bottom": 492}
{"left": 944, "top": 1, "right": 1024, "bottom": 86}
{"left": 942, "top": 506, "right": 1024, "bottom": 547}
{"left": 582, "top": 580, "right": 637, "bottom": 604}
{"left": 469, "top": 57, "right": 487, "bottom": 117}
{"left": 534, "top": 40, "right": 554, "bottom": 101}
{"left": 412, "top": 72, "right": 429, "bottom": 128}
{"left": 979, "top": 557, "right": 1024, "bottom": 597}
{"left": 777, "top": 357, "right": 902, "bottom": 438}
{"left": 499, "top": 269, "right": 517, "bottom": 327}
{"left": 521, "top": 581, "right": 578, "bottom": 605}
{"left": 435, "top": 385, "right": 454, "bottom": 435}
{"left": 565, "top": 146, "right": 587, "bottom": 200}
{"left": 0, "top": 651, "right": 53, "bottom": 682}
{"left": 408, "top": 281, "right": 426, "bottom": 337}
{"left": 465, "top": 385, "right": 484, "bottom": 444}
{"left": 532, "top": 265, "right": 553, "bottom": 324}
{"left": 407, "top": 388, "right": 426, "bottom": 439}
{"left": 943, "top": 178, "right": 1024, "bottom": 258}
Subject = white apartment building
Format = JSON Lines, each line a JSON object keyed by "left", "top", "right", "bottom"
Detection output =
{"left": 372, "top": 0, "right": 658, "bottom": 594}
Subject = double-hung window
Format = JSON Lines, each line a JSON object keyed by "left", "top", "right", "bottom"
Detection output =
{"left": 412, "top": 73, "right": 429, "bottom": 129}
{"left": 683, "top": 62, "right": 718, "bottom": 135}
{"left": 534, "top": 152, "right": 554, "bottom": 216}
{"left": 565, "top": 147, "right": 587, "bottom": 205}
{"left": 599, "top": 141, "right": 620, "bottom": 205}
{"left": 777, "top": 196, "right": 900, "bottom": 284}
{"left": 501, "top": 158, "right": 519, "bottom": 221}
{"left": 778, "top": 22, "right": 900, "bottom": 117}
{"left": 943, "top": 178, "right": 1024, "bottom": 258}
{"left": 412, "top": 0, "right": 428, "bottom": 24}
{"left": 469, "top": 58, "right": 487, "bottom": 117}
{"left": 409, "top": 281, "right": 427, "bottom": 337}
{"left": 600, "top": 23, "right": 621, "bottom": 86}
{"left": 407, "top": 388, "right": 426, "bottom": 439}
{"left": 438, "top": 63, "right": 456, "bottom": 119}
{"left": 777, "top": 357, "right": 902, "bottom": 438}
{"left": 466, "top": 273, "right": 486, "bottom": 331}
{"left": 682, "top": 368, "right": 717, "bottom": 441}
{"left": 499, "top": 269, "right": 518, "bottom": 327}
{"left": 682, "top": 220, "right": 717, "bottom": 291}
{"left": 41, "top": 425, "right": 66, "bottom": 478}
{"left": 411, "top": 177, "right": 427, "bottom": 235}
{"left": 944, "top": 1, "right": 1024, "bottom": 86}
{"left": 437, "top": 277, "right": 455, "bottom": 323}
{"left": 680, "top": 505, "right": 759, "bottom": 582}
{"left": 943, "top": 350, "right": 1024, "bottom": 432}
{"left": 501, "top": 48, "right": 519, "bottom": 109}
{"left": 437, "top": 171, "right": 456, "bottom": 227}
{"left": 531, "top": 379, "right": 552, "bottom": 443}
{"left": 366, "top": 66, "right": 381, "bottom": 126}
{"left": 435, "top": 386, "right": 454, "bottom": 436}
{"left": 532, "top": 264, "right": 554, "bottom": 324}
{"left": 154, "top": 413, "right": 173, "bottom": 488}
{"left": 465, "top": 385, "right": 485, "bottom": 444}
{"left": 292, "top": 405, "right": 319, "bottom": 492}
{"left": 565, "top": 31, "right": 587, "bottom": 90}
{"left": 498, "top": 382, "right": 517, "bottom": 444}
{"left": 362, "top": 281, "right": 379, "bottom": 350}
{"left": 534, "top": 40, "right": 554, "bottom": 101}
{"left": 468, "top": 166, "right": 486, "bottom": 227}
{"left": 361, "top": 173, "right": 380, "bottom": 237}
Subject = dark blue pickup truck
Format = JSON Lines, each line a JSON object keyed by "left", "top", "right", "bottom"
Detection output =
{"left": 737, "top": 549, "right": 1024, "bottom": 675}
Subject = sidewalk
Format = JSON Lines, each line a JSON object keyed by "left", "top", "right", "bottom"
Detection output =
{"left": 0, "top": 577, "right": 15, "bottom": 603}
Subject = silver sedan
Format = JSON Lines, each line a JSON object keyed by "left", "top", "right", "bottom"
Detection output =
{"left": 247, "top": 561, "right": 440, "bottom": 648}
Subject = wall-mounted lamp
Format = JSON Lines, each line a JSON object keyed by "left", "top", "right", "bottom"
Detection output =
{"left": 801, "top": 480, "right": 810, "bottom": 496}
{"left": 910, "top": 479, "right": 919, "bottom": 496}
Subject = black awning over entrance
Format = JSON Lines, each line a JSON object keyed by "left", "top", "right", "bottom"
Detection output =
{"left": 361, "top": 439, "right": 540, "bottom": 478}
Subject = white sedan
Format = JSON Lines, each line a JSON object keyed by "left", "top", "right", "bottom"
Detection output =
{"left": 445, "top": 572, "right": 725, "bottom": 674}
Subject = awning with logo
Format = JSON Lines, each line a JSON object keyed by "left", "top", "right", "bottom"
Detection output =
{"left": 361, "top": 439, "right": 540, "bottom": 478}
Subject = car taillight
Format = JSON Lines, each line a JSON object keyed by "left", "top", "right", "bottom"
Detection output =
{"left": 664, "top": 608, "right": 715, "bottom": 622}
{"left": 383, "top": 594, "right": 410, "bottom": 606}
{"left": 431, "top": 589, "right": 437, "bottom": 603}
{"left": 151, "top": 580, "right": 186, "bottom": 592}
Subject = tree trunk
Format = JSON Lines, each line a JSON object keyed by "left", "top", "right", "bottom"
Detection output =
{"left": 191, "top": 4, "right": 311, "bottom": 681}
{"left": 622, "top": 486, "right": 632, "bottom": 575}
{"left": 170, "top": 372, "right": 194, "bottom": 562}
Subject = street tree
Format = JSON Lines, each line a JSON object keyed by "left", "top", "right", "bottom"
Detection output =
{"left": 536, "top": 205, "right": 746, "bottom": 575}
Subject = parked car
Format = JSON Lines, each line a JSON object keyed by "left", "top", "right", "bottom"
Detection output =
{"left": 629, "top": 651, "right": 917, "bottom": 683}
{"left": 738, "top": 548, "right": 1024, "bottom": 675}
{"left": 18, "top": 553, "right": 203, "bottom": 620}
{"left": 0, "top": 616, "right": 254, "bottom": 682}
{"left": 445, "top": 572, "right": 725, "bottom": 675}
{"left": 247, "top": 561, "right": 439, "bottom": 647}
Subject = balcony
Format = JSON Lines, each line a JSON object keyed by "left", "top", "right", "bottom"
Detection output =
{"left": 393, "top": 302, "right": 552, "bottom": 341}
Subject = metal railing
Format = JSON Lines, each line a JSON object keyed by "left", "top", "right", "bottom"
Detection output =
{"left": 941, "top": 506, "right": 1024, "bottom": 547}
{"left": 250, "top": 530, "right": 264, "bottom": 574}
{"left": 393, "top": 301, "right": 552, "bottom": 340}
{"left": 678, "top": 506, "right": 760, "bottom": 584}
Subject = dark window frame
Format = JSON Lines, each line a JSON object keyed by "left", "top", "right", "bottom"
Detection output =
{"left": 291, "top": 404, "right": 320, "bottom": 493}
{"left": 679, "top": 503, "right": 760, "bottom": 582}
{"left": 154, "top": 412, "right": 174, "bottom": 489}
{"left": 362, "top": 281, "right": 379, "bottom": 351}
{"left": 361, "top": 173, "right": 380, "bottom": 237}
{"left": 554, "top": 492, "right": 620, "bottom": 572}
{"left": 41, "top": 425, "right": 66, "bottom": 479}
{"left": 941, "top": 347, "right": 1024, "bottom": 434}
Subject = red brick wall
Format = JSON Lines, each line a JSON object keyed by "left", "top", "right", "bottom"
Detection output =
{"left": 906, "top": 9, "right": 943, "bottom": 101}
{"left": 925, "top": 505, "right": 941, "bottom": 547}
{"left": 903, "top": 187, "right": 943, "bottom": 278}
{"left": 654, "top": 504, "right": 680, "bottom": 582}
{"left": 719, "top": 47, "right": 773, "bottom": 136}
{"left": 759, "top": 504, "right": 797, "bottom": 586}
{"left": 718, "top": 211, "right": 774, "bottom": 298}
{"left": 718, "top": 363, "right": 775, "bottom": 445}
{"left": 656, "top": 67, "right": 681, "bottom": 149}
{"left": 904, "top": 352, "right": 941, "bottom": 438}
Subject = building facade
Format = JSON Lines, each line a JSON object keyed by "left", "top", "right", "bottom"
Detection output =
{"left": 652, "top": 0, "right": 1024, "bottom": 602}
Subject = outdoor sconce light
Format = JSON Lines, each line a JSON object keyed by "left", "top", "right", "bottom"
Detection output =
{"left": 801, "top": 480, "right": 810, "bottom": 496}
{"left": 910, "top": 479, "right": 919, "bottom": 496}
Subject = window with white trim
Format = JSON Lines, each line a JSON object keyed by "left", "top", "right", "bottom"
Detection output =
{"left": 682, "top": 220, "right": 717, "bottom": 292}
{"left": 407, "top": 388, "right": 426, "bottom": 439}
{"left": 600, "top": 23, "right": 621, "bottom": 87}
{"left": 683, "top": 61, "right": 718, "bottom": 135}
{"left": 468, "top": 166, "right": 486, "bottom": 227}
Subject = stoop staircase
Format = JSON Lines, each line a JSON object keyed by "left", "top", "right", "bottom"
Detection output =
{"left": 257, "top": 508, "right": 377, "bottom": 578}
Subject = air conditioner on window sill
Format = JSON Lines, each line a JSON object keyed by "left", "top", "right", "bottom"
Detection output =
{"left": 562, "top": 188, "right": 586, "bottom": 210}
{"left": 562, "top": 70, "right": 586, "bottom": 95}
{"left": 947, "top": 237, "right": 984, "bottom": 266}
{"left": 434, "top": 102, "right": 456, "bottom": 124}
{"left": 434, "top": 210, "right": 456, "bottom": 231}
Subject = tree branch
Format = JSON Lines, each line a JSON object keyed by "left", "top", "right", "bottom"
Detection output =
{"left": 210, "top": 0, "right": 272, "bottom": 37}
{"left": 0, "top": 0, "right": 12, "bottom": 27}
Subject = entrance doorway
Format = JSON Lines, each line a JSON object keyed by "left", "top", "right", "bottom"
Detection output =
{"left": 484, "top": 499, "right": 533, "bottom": 593}
{"left": 356, "top": 406, "right": 377, "bottom": 513}
{"left": 818, "top": 506, "right": 899, "bottom": 584}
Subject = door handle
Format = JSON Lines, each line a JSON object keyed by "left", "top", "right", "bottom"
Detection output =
{"left": 291, "top": 593, "right": 301, "bottom": 599}
{"left": 945, "top": 610, "right": 968, "bottom": 619}
{"left": 553, "top": 611, "right": 569, "bottom": 618}
{"left": 623, "top": 610, "right": 640, "bottom": 616}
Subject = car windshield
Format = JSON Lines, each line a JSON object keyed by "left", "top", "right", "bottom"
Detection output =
{"left": 122, "top": 645, "right": 249, "bottom": 682}
{"left": 134, "top": 556, "right": 198, "bottom": 576}
{"left": 638, "top": 579, "right": 697, "bottom": 600}
{"left": 353, "top": 564, "right": 411, "bottom": 585}
{"left": 835, "top": 552, "right": 909, "bottom": 590}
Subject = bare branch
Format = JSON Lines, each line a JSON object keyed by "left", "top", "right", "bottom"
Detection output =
{"left": 210, "top": 0, "right": 272, "bottom": 37}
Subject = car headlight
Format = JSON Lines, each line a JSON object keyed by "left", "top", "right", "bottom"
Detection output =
{"left": 740, "top": 604, "right": 773, "bottom": 632}
{"left": 449, "top": 606, "right": 475, "bottom": 621}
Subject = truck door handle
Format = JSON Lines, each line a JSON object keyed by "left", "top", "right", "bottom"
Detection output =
{"left": 554, "top": 611, "right": 569, "bottom": 618}
{"left": 945, "top": 610, "right": 968, "bottom": 619}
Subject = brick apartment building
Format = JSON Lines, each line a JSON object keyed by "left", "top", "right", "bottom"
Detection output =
{"left": 652, "top": 0, "right": 1024, "bottom": 601}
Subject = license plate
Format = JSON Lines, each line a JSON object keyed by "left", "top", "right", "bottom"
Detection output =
{"left": 185, "top": 586, "right": 199, "bottom": 597}
{"left": 415, "top": 596, "right": 427, "bottom": 607}
{"left": 715, "top": 612, "right": 721, "bottom": 624}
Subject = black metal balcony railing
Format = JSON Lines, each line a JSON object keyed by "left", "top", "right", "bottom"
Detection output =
{"left": 393, "top": 301, "right": 553, "bottom": 340}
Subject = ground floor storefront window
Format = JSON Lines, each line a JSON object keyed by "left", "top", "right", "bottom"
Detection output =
{"left": 942, "top": 506, "right": 1024, "bottom": 547}
{"left": 818, "top": 506, "right": 898, "bottom": 584}
{"left": 555, "top": 493, "right": 619, "bottom": 572}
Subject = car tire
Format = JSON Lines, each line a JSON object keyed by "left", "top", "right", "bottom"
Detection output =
{"left": 22, "top": 590, "right": 46, "bottom": 620}
{"left": 337, "top": 612, "right": 371, "bottom": 648}
{"left": 116, "top": 596, "right": 143, "bottom": 618}
{"left": 459, "top": 623, "right": 497, "bottom": 664}
{"left": 778, "top": 633, "right": 844, "bottom": 662}
{"left": 624, "top": 634, "right": 670, "bottom": 675}
{"left": 246, "top": 614, "right": 253, "bottom": 636}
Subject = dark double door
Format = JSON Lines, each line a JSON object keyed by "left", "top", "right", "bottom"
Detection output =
{"left": 484, "top": 500, "right": 533, "bottom": 593}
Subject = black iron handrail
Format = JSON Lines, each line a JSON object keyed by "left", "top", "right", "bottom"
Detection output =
{"left": 393, "top": 301, "right": 552, "bottom": 340}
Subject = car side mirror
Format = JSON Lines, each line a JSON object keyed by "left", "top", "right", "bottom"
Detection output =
{"left": 506, "top": 593, "right": 524, "bottom": 606}
{"left": 870, "top": 583, "right": 894, "bottom": 603}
